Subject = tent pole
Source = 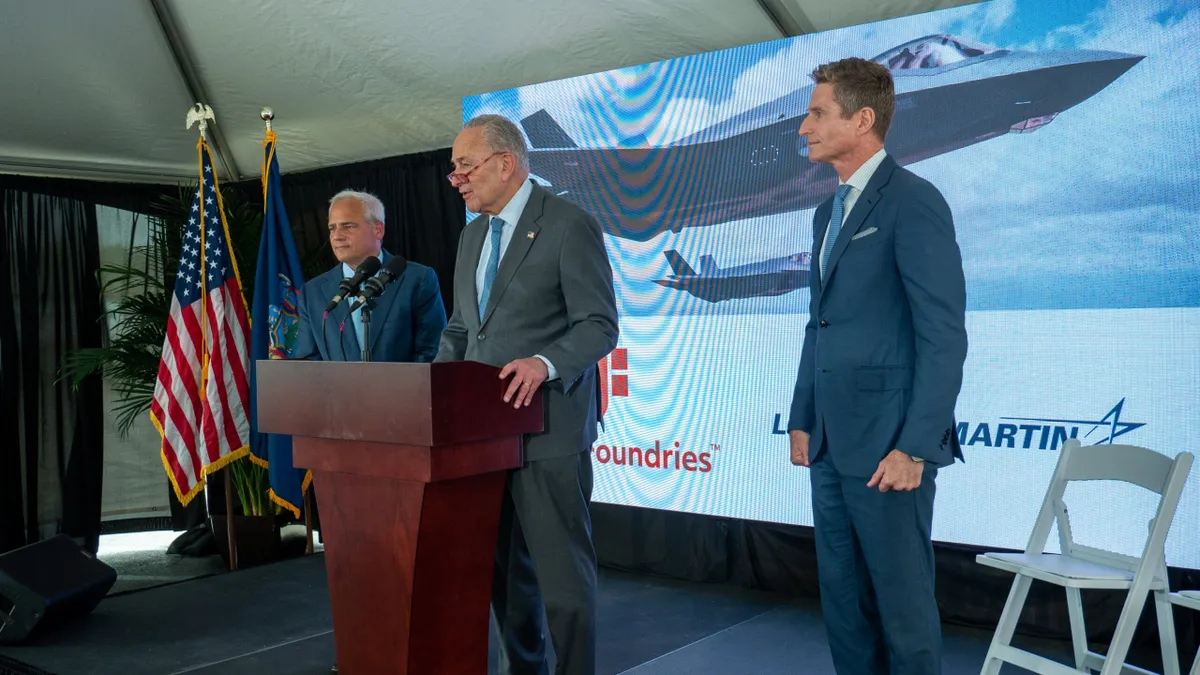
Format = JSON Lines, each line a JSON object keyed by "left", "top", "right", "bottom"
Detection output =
{"left": 148, "top": 0, "right": 243, "bottom": 181}
{"left": 753, "top": 0, "right": 815, "bottom": 37}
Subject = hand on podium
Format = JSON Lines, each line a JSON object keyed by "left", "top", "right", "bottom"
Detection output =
{"left": 499, "top": 357, "right": 548, "bottom": 408}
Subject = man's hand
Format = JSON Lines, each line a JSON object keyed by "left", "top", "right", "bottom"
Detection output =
{"left": 867, "top": 450, "right": 923, "bottom": 492}
{"left": 789, "top": 430, "right": 810, "bottom": 467}
{"left": 499, "top": 357, "right": 549, "bottom": 408}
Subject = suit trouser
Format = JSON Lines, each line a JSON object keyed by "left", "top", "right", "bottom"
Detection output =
{"left": 810, "top": 447, "right": 941, "bottom": 675}
{"left": 493, "top": 451, "right": 597, "bottom": 675}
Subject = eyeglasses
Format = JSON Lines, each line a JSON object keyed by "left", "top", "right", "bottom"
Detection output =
{"left": 447, "top": 152, "right": 503, "bottom": 187}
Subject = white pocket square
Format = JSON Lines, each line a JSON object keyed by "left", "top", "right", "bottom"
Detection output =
{"left": 851, "top": 227, "right": 878, "bottom": 241}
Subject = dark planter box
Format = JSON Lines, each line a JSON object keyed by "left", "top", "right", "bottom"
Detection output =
{"left": 210, "top": 514, "right": 282, "bottom": 569}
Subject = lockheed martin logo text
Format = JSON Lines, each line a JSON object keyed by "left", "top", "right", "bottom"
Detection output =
{"left": 957, "top": 399, "right": 1144, "bottom": 449}
{"left": 771, "top": 399, "right": 1144, "bottom": 450}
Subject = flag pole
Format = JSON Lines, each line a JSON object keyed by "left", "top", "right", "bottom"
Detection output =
{"left": 304, "top": 489, "right": 314, "bottom": 555}
{"left": 262, "top": 106, "right": 314, "bottom": 555}
{"left": 224, "top": 468, "right": 238, "bottom": 570}
{"left": 260, "top": 107, "right": 275, "bottom": 199}
{"left": 187, "top": 102, "right": 239, "bottom": 572}
{"left": 262, "top": 107, "right": 314, "bottom": 554}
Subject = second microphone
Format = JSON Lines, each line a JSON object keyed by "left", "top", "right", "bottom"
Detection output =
{"left": 346, "top": 254, "right": 409, "bottom": 313}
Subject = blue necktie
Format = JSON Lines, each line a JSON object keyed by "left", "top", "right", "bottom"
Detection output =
{"left": 479, "top": 217, "right": 505, "bottom": 320}
{"left": 820, "top": 184, "right": 853, "bottom": 281}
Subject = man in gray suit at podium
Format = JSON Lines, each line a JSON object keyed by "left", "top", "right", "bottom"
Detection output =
{"left": 435, "top": 114, "right": 619, "bottom": 675}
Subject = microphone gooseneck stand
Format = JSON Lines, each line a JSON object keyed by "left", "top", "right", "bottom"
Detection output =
{"left": 359, "top": 296, "right": 376, "bottom": 363}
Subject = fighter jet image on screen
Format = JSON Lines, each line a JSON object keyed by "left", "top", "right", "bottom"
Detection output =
{"left": 654, "top": 250, "right": 811, "bottom": 302}
{"left": 520, "top": 34, "right": 1143, "bottom": 242}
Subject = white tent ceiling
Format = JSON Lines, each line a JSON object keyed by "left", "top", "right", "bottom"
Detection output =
{"left": 0, "top": 0, "right": 976, "bottom": 184}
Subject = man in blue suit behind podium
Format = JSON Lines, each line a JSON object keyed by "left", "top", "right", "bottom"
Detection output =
{"left": 787, "top": 58, "right": 968, "bottom": 675}
{"left": 291, "top": 189, "right": 446, "bottom": 675}
{"left": 292, "top": 190, "right": 447, "bottom": 364}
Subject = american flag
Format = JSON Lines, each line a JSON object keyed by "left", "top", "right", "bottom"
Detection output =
{"left": 151, "top": 139, "right": 251, "bottom": 505}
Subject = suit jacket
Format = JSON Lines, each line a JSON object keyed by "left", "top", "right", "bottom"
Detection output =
{"left": 435, "top": 182, "right": 619, "bottom": 461}
{"left": 788, "top": 154, "right": 968, "bottom": 476}
{"left": 292, "top": 250, "right": 447, "bottom": 363}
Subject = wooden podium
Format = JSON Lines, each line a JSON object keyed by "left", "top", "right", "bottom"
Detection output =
{"left": 255, "top": 360, "right": 543, "bottom": 674}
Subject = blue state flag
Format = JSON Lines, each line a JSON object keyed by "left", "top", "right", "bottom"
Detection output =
{"left": 248, "top": 129, "right": 308, "bottom": 518}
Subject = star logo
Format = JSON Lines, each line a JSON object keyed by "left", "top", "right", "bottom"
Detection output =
{"left": 1002, "top": 398, "right": 1145, "bottom": 446}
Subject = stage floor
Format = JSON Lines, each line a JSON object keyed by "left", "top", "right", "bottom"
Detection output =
{"left": 0, "top": 552, "right": 1085, "bottom": 674}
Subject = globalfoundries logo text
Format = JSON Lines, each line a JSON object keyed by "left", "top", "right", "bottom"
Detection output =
{"left": 593, "top": 440, "right": 714, "bottom": 472}
{"left": 598, "top": 348, "right": 628, "bottom": 416}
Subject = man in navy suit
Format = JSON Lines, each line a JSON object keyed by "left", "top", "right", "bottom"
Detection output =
{"left": 787, "top": 57, "right": 968, "bottom": 675}
{"left": 292, "top": 190, "right": 446, "bottom": 364}
{"left": 292, "top": 189, "right": 446, "bottom": 675}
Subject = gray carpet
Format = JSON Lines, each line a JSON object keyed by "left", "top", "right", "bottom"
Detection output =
{"left": 0, "top": 551, "right": 1107, "bottom": 675}
{"left": 618, "top": 602, "right": 1081, "bottom": 675}
{"left": 96, "top": 525, "right": 317, "bottom": 596}
{"left": 100, "top": 549, "right": 227, "bottom": 596}
{"left": 0, "top": 554, "right": 332, "bottom": 675}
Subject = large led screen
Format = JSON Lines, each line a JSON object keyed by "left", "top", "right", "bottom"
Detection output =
{"left": 463, "top": 0, "right": 1200, "bottom": 567}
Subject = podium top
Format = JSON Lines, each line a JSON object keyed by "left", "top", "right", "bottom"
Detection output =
{"left": 255, "top": 360, "right": 544, "bottom": 447}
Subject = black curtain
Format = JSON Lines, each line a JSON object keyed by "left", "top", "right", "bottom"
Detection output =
{"left": 0, "top": 174, "right": 173, "bottom": 216}
{"left": 0, "top": 173, "right": 208, "bottom": 543}
{"left": 0, "top": 185, "right": 105, "bottom": 556}
{"left": 235, "top": 148, "right": 467, "bottom": 309}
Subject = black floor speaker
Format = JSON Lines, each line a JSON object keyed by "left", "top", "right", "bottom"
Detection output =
{"left": 0, "top": 535, "right": 116, "bottom": 645}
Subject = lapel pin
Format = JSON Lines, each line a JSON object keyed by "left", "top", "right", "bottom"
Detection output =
{"left": 526, "top": 231, "right": 536, "bottom": 239}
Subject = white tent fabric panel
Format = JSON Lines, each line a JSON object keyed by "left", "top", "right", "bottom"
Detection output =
{"left": 0, "top": 0, "right": 977, "bottom": 184}
{"left": 0, "top": 2, "right": 199, "bottom": 181}
{"left": 170, "top": 0, "right": 781, "bottom": 178}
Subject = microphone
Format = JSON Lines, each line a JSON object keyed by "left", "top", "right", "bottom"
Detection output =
{"left": 324, "top": 255, "right": 382, "bottom": 314}
{"left": 346, "top": 255, "right": 408, "bottom": 313}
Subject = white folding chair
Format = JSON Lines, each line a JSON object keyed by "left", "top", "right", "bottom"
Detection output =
{"left": 976, "top": 439, "right": 1193, "bottom": 675}
{"left": 1167, "top": 591, "right": 1200, "bottom": 675}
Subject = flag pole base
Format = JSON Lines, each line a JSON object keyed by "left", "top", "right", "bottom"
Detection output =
{"left": 305, "top": 489, "right": 314, "bottom": 555}
{"left": 224, "top": 468, "right": 238, "bottom": 570}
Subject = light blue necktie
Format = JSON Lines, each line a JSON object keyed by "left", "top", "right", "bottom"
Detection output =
{"left": 820, "top": 184, "right": 853, "bottom": 281}
{"left": 342, "top": 268, "right": 365, "bottom": 349}
{"left": 479, "top": 217, "right": 505, "bottom": 320}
